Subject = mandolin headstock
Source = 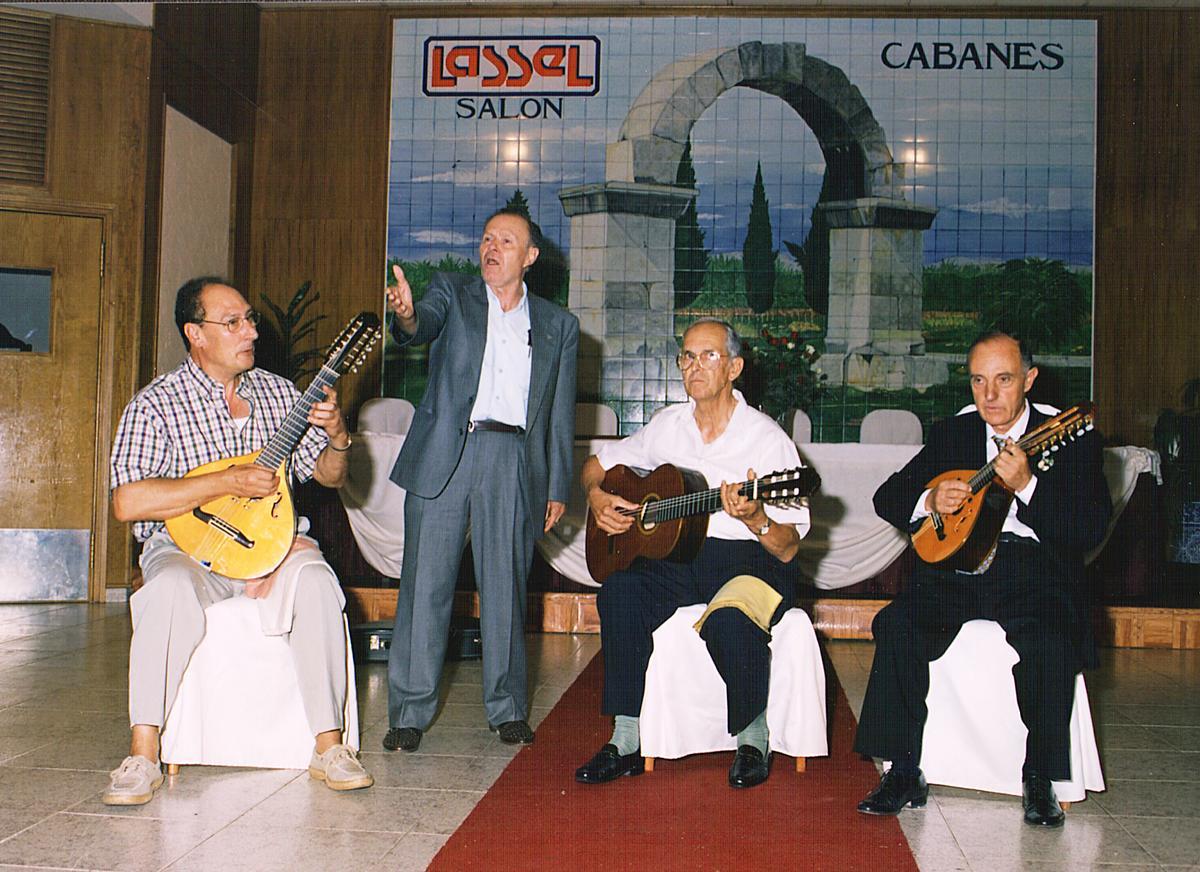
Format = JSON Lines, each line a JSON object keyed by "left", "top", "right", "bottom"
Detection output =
{"left": 1020, "top": 402, "right": 1096, "bottom": 470}
{"left": 325, "top": 312, "right": 382, "bottom": 375}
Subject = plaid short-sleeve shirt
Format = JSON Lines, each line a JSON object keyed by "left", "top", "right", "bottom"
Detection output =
{"left": 110, "top": 357, "right": 328, "bottom": 541}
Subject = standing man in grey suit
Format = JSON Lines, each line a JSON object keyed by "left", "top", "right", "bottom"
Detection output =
{"left": 382, "top": 208, "right": 579, "bottom": 751}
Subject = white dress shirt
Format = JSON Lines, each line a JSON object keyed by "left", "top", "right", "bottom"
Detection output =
{"left": 468, "top": 282, "right": 532, "bottom": 427}
{"left": 595, "top": 389, "right": 811, "bottom": 541}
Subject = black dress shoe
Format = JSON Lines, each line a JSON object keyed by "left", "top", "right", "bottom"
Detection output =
{"left": 1022, "top": 774, "right": 1065, "bottom": 828}
{"left": 382, "top": 727, "right": 422, "bottom": 752}
{"left": 575, "top": 744, "right": 645, "bottom": 783}
{"left": 490, "top": 720, "right": 535, "bottom": 745}
{"left": 857, "top": 767, "right": 929, "bottom": 815}
{"left": 728, "top": 745, "right": 771, "bottom": 789}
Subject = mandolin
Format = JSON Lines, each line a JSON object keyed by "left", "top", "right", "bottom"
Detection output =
{"left": 585, "top": 463, "right": 820, "bottom": 584}
{"left": 164, "top": 312, "right": 381, "bottom": 579}
{"left": 911, "top": 402, "right": 1096, "bottom": 572}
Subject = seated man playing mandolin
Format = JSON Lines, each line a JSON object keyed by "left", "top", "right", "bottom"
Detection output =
{"left": 574, "top": 318, "right": 812, "bottom": 789}
{"left": 854, "top": 330, "right": 1110, "bottom": 827}
{"left": 104, "top": 276, "right": 373, "bottom": 806}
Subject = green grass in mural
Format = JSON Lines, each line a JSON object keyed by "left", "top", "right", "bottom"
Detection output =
{"left": 380, "top": 253, "right": 1095, "bottom": 440}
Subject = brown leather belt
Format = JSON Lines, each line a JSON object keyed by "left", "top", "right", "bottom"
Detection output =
{"left": 468, "top": 419, "right": 525, "bottom": 435}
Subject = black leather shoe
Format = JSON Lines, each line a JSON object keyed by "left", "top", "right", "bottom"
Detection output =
{"left": 857, "top": 768, "right": 929, "bottom": 815}
{"left": 728, "top": 745, "right": 771, "bottom": 789}
{"left": 1022, "top": 775, "right": 1065, "bottom": 827}
{"left": 491, "top": 720, "right": 535, "bottom": 745}
{"left": 382, "top": 727, "right": 422, "bottom": 752}
{"left": 575, "top": 744, "right": 645, "bottom": 783}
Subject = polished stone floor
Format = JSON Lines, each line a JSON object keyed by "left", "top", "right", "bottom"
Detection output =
{"left": 0, "top": 602, "right": 1197, "bottom": 871}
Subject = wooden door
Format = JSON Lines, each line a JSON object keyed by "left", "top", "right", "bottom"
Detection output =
{"left": 0, "top": 210, "right": 103, "bottom": 601}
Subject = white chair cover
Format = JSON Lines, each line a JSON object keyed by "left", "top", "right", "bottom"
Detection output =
{"left": 357, "top": 397, "right": 415, "bottom": 435}
{"left": 860, "top": 409, "right": 923, "bottom": 445}
{"left": 640, "top": 605, "right": 829, "bottom": 761}
{"left": 788, "top": 408, "right": 812, "bottom": 445}
{"left": 918, "top": 619, "right": 1104, "bottom": 801}
{"left": 575, "top": 402, "right": 619, "bottom": 437}
{"left": 339, "top": 432, "right": 407, "bottom": 579}
{"left": 160, "top": 596, "right": 360, "bottom": 769}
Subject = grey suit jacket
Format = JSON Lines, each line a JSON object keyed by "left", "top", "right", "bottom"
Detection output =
{"left": 387, "top": 271, "right": 579, "bottom": 537}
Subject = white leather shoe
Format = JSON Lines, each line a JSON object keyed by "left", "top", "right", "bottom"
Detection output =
{"left": 103, "top": 755, "right": 164, "bottom": 806}
{"left": 308, "top": 744, "right": 374, "bottom": 791}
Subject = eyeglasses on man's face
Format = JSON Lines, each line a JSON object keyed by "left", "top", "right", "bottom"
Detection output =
{"left": 196, "top": 310, "right": 261, "bottom": 334}
{"left": 676, "top": 349, "right": 728, "bottom": 370}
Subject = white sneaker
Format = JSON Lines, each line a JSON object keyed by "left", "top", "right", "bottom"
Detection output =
{"left": 103, "top": 755, "right": 164, "bottom": 806}
{"left": 308, "top": 744, "right": 374, "bottom": 791}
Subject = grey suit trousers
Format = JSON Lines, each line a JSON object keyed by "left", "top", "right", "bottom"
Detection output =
{"left": 387, "top": 429, "right": 534, "bottom": 729}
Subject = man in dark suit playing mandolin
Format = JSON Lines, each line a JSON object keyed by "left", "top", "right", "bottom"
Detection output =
{"left": 855, "top": 330, "right": 1111, "bottom": 827}
{"left": 574, "top": 319, "right": 811, "bottom": 789}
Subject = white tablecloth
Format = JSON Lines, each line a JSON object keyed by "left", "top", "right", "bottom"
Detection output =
{"left": 337, "top": 432, "right": 1158, "bottom": 590}
{"left": 534, "top": 440, "right": 1160, "bottom": 590}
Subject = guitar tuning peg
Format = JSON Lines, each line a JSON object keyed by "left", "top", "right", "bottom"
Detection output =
{"left": 1051, "top": 443, "right": 1059, "bottom": 451}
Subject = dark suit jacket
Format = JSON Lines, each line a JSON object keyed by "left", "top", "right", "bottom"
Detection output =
{"left": 874, "top": 405, "right": 1112, "bottom": 584}
{"left": 387, "top": 272, "right": 579, "bottom": 535}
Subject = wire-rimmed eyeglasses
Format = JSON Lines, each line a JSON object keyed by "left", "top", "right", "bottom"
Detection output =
{"left": 195, "top": 310, "right": 261, "bottom": 333}
{"left": 675, "top": 349, "right": 728, "bottom": 371}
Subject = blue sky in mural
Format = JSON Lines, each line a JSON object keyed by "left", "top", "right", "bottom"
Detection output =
{"left": 388, "top": 17, "right": 1095, "bottom": 268}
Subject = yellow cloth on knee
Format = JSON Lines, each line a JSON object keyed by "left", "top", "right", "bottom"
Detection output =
{"left": 692, "top": 574, "right": 782, "bottom": 635}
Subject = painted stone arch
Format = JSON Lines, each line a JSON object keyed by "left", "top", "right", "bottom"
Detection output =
{"left": 560, "top": 42, "right": 940, "bottom": 433}
{"left": 607, "top": 41, "right": 902, "bottom": 197}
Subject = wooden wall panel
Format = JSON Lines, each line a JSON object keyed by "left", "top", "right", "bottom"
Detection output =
{"left": 0, "top": 16, "right": 151, "bottom": 594}
{"left": 250, "top": 9, "right": 392, "bottom": 418}
{"left": 1095, "top": 10, "right": 1200, "bottom": 447}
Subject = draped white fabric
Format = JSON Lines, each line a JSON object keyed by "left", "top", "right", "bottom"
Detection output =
{"left": 160, "top": 597, "right": 360, "bottom": 769}
{"left": 338, "top": 432, "right": 408, "bottom": 579}
{"left": 533, "top": 440, "right": 1159, "bottom": 590}
{"left": 639, "top": 605, "right": 829, "bottom": 761}
{"left": 917, "top": 619, "right": 1105, "bottom": 801}
{"left": 337, "top": 433, "right": 1157, "bottom": 590}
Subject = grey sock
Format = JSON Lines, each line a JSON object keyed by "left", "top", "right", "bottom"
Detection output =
{"left": 736, "top": 709, "right": 769, "bottom": 755}
{"left": 610, "top": 715, "right": 640, "bottom": 756}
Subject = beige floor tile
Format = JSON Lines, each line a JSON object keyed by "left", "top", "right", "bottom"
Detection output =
{"left": 238, "top": 780, "right": 482, "bottom": 835}
{"left": 0, "top": 767, "right": 108, "bottom": 814}
{"left": 0, "top": 811, "right": 211, "bottom": 871}
{"left": 1115, "top": 814, "right": 1200, "bottom": 866}
{"left": 357, "top": 751, "right": 508, "bottom": 790}
{"left": 163, "top": 818, "right": 404, "bottom": 872}
{"left": 1094, "top": 779, "right": 1200, "bottom": 817}
{"left": 379, "top": 832, "right": 449, "bottom": 872}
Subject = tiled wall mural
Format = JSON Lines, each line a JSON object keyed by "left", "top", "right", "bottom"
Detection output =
{"left": 385, "top": 18, "right": 1096, "bottom": 440}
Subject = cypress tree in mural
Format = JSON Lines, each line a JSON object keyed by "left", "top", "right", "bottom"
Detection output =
{"left": 673, "top": 140, "right": 708, "bottom": 309}
{"left": 504, "top": 189, "right": 532, "bottom": 218}
{"left": 742, "top": 162, "right": 776, "bottom": 314}
{"left": 503, "top": 189, "right": 567, "bottom": 305}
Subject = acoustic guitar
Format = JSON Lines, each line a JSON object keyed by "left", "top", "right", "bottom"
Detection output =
{"left": 911, "top": 402, "right": 1096, "bottom": 572}
{"left": 164, "top": 312, "right": 382, "bottom": 579}
{"left": 585, "top": 463, "right": 821, "bottom": 584}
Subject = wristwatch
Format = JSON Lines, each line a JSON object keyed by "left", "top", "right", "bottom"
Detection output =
{"left": 755, "top": 519, "right": 771, "bottom": 536}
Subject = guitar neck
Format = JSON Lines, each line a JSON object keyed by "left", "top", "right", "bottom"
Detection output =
{"left": 637, "top": 480, "right": 759, "bottom": 524}
{"left": 254, "top": 364, "right": 341, "bottom": 471}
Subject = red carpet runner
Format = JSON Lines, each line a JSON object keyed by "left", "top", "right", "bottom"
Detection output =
{"left": 432, "top": 652, "right": 918, "bottom": 871}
